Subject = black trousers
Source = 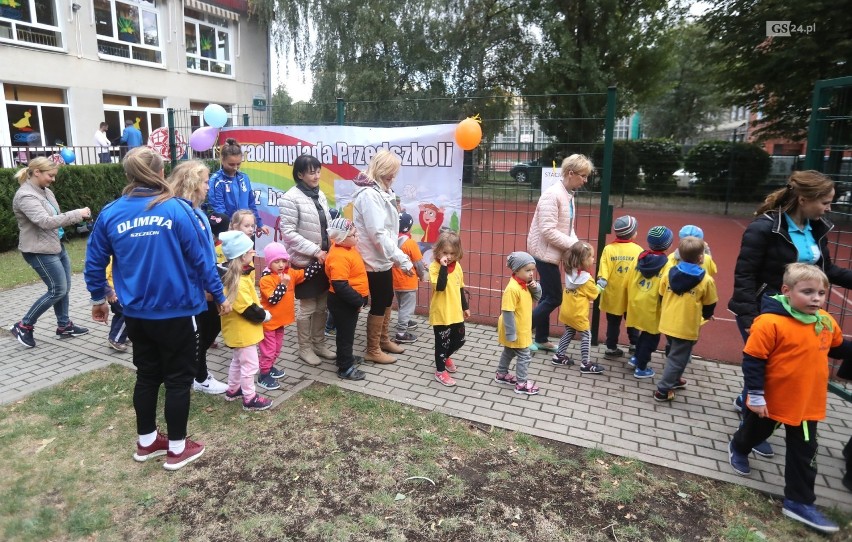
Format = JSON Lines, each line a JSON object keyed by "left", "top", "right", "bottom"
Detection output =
{"left": 328, "top": 293, "right": 359, "bottom": 372}
{"left": 366, "top": 269, "right": 394, "bottom": 316}
{"left": 633, "top": 331, "right": 660, "bottom": 370}
{"left": 605, "top": 312, "right": 639, "bottom": 349}
{"left": 433, "top": 323, "right": 465, "bottom": 372}
{"left": 196, "top": 301, "right": 221, "bottom": 383}
{"left": 126, "top": 314, "right": 200, "bottom": 441}
{"left": 732, "top": 411, "right": 819, "bottom": 504}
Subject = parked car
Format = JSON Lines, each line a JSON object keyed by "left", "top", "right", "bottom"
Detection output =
{"left": 673, "top": 168, "right": 697, "bottom": 190}
{"left": 510, "top": 158, "right": 544, "bottom": 186}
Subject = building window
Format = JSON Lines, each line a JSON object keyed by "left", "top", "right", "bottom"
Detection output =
{"left": 184, "top": 9, "right": 233, "bottom": 76}
{"left": 6, "top": 85, "right": 69, "bottom": 149}
{"left": 613, "top": 117, "right": 630, "bottom": 140}
{"left": 0, "top": 0, "right": 63, "bottom": 49}
{"left": 102, "top": 93, "right": 165, "bottom": 145}
{"left": 95, "top": 0, "right": 162, "bottom": 64}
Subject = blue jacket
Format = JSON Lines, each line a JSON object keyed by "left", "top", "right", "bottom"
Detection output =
{"left": 119, "top": 125, "right": 143, "bottom": 148}
{"left": 84, "top": 190, "right": 226, "bottom": 319}
{"left": 208, "top": 168, "right": 263, "bottom": 228}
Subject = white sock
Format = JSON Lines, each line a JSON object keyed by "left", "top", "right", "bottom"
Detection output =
{"left": 169, "top": 439, "right": 186, "bottom": 455}
{"left": 138, "top": 431, "right": 158, "bottom": 447}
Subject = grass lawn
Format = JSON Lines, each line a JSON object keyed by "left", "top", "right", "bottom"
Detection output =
{"left": 0, "top": 366, "right": 849, "bottom": 542}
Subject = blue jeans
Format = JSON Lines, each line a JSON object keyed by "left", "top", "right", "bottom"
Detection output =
{"left": 21, "top": 247, "right": 72, "bottom": 328}
{"left": 532, "top": 259, "right": 562, "bottom": 343}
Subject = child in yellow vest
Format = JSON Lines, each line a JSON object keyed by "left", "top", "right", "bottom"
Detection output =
{"left": 553, "top": 242, "right": 603, "bottom": 374}
{"left": 496, "top": 251, "right": 542, "bottom": 395}
{"left": 219, "top": 231, "right": 273, "bottom": 411}
{"left": 429, "top": 231, "right": 469, "bottom": 387}
{"left": 668, "top": 225, "right": 717, "bottom": 278}
{"left": 598, "top": 215, "right": 642, "bottom": 359}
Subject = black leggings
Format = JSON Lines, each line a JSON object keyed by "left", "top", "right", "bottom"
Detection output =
{"left": 433, "top": 323, "right": 465, "bottom": 372}
{"left": 367, "top": 269, "right": 394, "bottom": 316}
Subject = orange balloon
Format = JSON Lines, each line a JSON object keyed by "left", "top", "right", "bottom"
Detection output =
{"left": 455, "top": 117, "right": 482, "bottom": 151}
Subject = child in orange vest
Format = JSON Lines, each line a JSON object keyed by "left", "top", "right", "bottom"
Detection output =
{"left": 392, "top": 212, "right": 428, "bottom": 344}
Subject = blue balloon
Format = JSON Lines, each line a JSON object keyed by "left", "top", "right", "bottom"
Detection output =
{"left": 60, "top": 148, "right": 76, "bottom": 164}
{"left": 203, "top": 104, "right": 228, "bottom": 129}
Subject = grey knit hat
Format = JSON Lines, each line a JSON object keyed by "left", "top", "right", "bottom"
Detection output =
{"left": 507, "top": 251, "right": 535, "bottom": 273}
{"left": 327, "top": 217, "right": 354, "bottom": 243}
{"left": 613, "top": 215, "right": 637, "bottom": 239}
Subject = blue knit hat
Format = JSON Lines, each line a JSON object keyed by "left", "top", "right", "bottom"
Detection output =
{"left": 647, "top": 226, "right": 673, "bottom": 251}
{"left": 220, "top": 231, "right": 254, "bottom": 261}
{"left": 399, "top": 212, "right": 413, "bottom": 234}
{"left": 678, "top": 225, "right": 704, "bottom": 240}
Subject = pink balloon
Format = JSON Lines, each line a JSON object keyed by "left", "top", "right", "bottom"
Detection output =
{"left": 189, "top": 126, "right": 218, "bottom": 152}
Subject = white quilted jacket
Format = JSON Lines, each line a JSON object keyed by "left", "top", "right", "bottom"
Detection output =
{"left": 278, "top": 185, "right": 331, "bottom": 268}
{"left": 526, "top": 182, "right": 578, "bottom": 265}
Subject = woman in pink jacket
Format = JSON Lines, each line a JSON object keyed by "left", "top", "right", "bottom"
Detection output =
{"left": 526, "top": 154, "right": 593, "bottom": 351}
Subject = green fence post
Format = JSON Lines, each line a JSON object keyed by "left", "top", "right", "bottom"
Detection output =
{"left": 336, "top": 98, "right": 345, "bottom": 125}
{"left": 591, "top": 86, "right": 617, "bottom": 346}
{"left": 167, "top": 108, "right": 177, "bottom": 168}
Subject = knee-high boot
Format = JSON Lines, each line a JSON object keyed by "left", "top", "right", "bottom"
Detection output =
{"left": 297, "top": 317, "right": 322, "bottom": 366}
{"left": 311, "top": 312, "right": 336, "bottom": 360}
{"left": 380, "top": 307, "right": 405, "bottom": 354}
{"left": 364, "top": 313, "right": 395, "bottom": 364}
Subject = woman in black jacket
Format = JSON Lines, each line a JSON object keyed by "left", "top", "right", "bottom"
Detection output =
{"left": 730, "top": 170, "right": 852, "bottom": 336}
{"left": 729, "top": 169, "right": 852, "bottom": 458}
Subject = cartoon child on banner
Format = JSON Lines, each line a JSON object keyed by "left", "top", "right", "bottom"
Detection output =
{"left": 418, "top": 203, "right": 445, "bottom": 244}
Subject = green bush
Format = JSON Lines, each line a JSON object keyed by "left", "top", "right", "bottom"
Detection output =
{"left": 633, "top": 139, "right": 681, "bottom": 191}
{"left": 685, "top": 141, "right": 771, "bottom": 201}
{"left": 591, "top": 140, "right": 641, "bottom": 194}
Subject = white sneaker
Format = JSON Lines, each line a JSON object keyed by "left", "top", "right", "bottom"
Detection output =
{"left": 192, "top": 374, "right": 228, "bottom": 394}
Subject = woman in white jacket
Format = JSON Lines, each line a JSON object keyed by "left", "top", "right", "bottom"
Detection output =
{"left": 526, "top": 154, "right": 593, "bottom": 352}
{"left": 278, "top": 155, "right": 336, "bottom": 366}
{"left": 352, "top": 150, "right": 414, "bottom": 364}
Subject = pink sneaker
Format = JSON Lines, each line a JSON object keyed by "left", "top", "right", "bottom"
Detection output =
{"left": 163, "top": 438, "right": 205, "bottom": 471}
{"left": 435, "top": 371, "right": 456, "bottom": 387}
{"left": 132, "top": 430, "right": 168, "bottom": 462}
{"left": 494, "top": 372, "right": 518, "bottom": 386}
{"left": 445, "top": 358, "right": 458, "bottom": 373}
{"left": 514, "top": 380, "right": 540, "bottom": 395}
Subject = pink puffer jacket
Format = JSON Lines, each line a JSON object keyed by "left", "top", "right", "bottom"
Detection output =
{"left": 526, "top": 182, "right": 578, "bottom": 265}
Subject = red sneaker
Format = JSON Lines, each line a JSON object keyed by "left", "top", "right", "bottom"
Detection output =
{"left": 132, "top": 430, "right": 168, "bottom": 462}
{"left": 435, "top": 371, "right": 456, "bottom": 387}
{"left": 444, "top": 358, "right": 458, "bottom": 373}
{"left": 163, "top": 439, "right": 205, "bottom": 471}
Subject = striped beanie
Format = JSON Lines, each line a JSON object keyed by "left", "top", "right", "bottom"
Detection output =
{"left": 647, "top": 226, "right": 673, "bottom": 251}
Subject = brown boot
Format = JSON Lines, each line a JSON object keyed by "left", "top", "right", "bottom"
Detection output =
{"left": 297, "top": 318, "right": 322, "bottom": 366}
{"left": 310, "top": 312, "right": 336, "bottom": 360}
{"left": 364, "top": 313, "right": 395, "bottom": 364}
{"left": 380, "top": 308, "right": 405, "bottom": 354}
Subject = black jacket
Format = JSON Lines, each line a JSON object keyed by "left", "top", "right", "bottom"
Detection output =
{"left": 728, "top": 210, "right": 852, "bottom": 329}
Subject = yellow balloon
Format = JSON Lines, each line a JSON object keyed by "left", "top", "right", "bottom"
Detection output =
{"left": 455, "top": 117, "right": 482, "bottom": 151}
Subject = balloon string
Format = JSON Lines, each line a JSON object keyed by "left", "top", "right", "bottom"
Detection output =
{"left": 471, "top": 113, "right": 482, "bottom": 123}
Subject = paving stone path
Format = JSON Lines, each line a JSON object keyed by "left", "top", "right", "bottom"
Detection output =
{"left": 2, "top": 274, "right": 850, "bottom": 511}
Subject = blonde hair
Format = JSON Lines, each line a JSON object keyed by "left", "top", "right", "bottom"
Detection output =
{"left": 221, "top": 257, "right": 246, "bottom": 303}
{"left": 783, "top": 263, "right": 829, "bottom": 289}
{"left": 678, "top": 236, "right": 705, "bottom": 264}
{"left": 562, "top": 241, "right": 594, "bottom": 272}
{"left": 121, "top": 147, "right": 172, "bottom": 209}
{"left": 230, "top": 209, "right": 255, "bottom": 230}
{"left": 168, "top": 160, "right": 210, "bottom": 207}
{"left": 755, "top": 170, "right": 835, "bottom": 215}
{"left": 561, "top": 154, "right": 594, "bottom": 178}
{"left": 364, "top": 149, "right": 402, "bottom": 188}
{"left": 14, "top": 157, "right": 57, "bottom": 185}
{"left": 432, "top": 230, "right": 463, "bottom": 261}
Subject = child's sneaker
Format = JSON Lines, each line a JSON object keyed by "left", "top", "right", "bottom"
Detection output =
{"left": 268, "top": 366, "right": 286, "bottom": 379}
{"left": 132, "top": 430, "right": 169, "bottom": 462}
{"left": 444, "top": 358, "right": 458, "bottom": 373}
{"left": 11, "top": 321, "right": 35, "bottom": 348}
{"left": 108, "top": 339, "right": 129, "bottom": 352}
{"left": 435, "top": 371, "right": 456, "bottom": 387}
{"left": 224, "top": 387, "right": 243, "bottom": 401}
{"left": 514, "top": 380, "right": 540, "bottom": 395}
{"left": 163, "top": 439, "right": 205, "bottom": 471}
{"left": 634, "top": 367, "right": 655, "bottom": 379}
{"left": 494, "top": 372, "right": 517, "bottom": 386}
{"left": 672, "top": 378, "right": 688, "bottom": 390}
{"left": 603, "top": 347, "right": 624, "bottom": 359}
{"left": 628, "top": 344, "right": 636, "bottom": 353}
{"left": 243, "top": 394, "right": 273, "bottom": 411}
{"left": 257, "top": 373, "right": 280, "bottom": 390}
{"left": 728, "top": 441, "right": 750, "bottom": 476}
{"left": 394, "top": 331, "right": 417, "bottom": 344}
{"left": 406, "top": 320, "right": 418, "bottom": 330}
{"left": 533, "top": 341, "right": 557, "bottom": 352}
{"left": 580, "top": 362, "right": 604, "bottom": 374}
{"left": 782, "top": 498, "right": 839, "bottom": 534}
{"left": 551, "top": 353, "right": 574, "bottom": 366}
{"left": 338, "top": 366, "right": 366, "bottom": 380}
{"left": 654, "top": 389, "right": 675, "bottom": 402}
{"left": 55, "top": 321, "right": 89, "bottom": 337}
{"left": 324, "top": 328, "right": 336, "bottom": 337}
{"left": 627, "top": 356, "right": 637, "bottom": 368}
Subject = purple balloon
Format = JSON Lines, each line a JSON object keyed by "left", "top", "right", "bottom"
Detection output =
{"left": 189, "top": 126, "right": 218, "bottom": 152}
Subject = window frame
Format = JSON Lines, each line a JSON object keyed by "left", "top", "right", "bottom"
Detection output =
{"left": 95, "top": 0, "right": 165, "bottom": 67}
{"left": 0, "top": 0, "right": 64, "bottom": 51}
{"left": 183, "top": 10, "right": 235, "bottom": 78}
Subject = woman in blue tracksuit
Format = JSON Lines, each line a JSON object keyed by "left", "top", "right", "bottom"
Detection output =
{"left": 85, "top": 147, "right": 231, "bottom": 471}
{"left": 207, "top": 137, "right": 270, "bottom": 236}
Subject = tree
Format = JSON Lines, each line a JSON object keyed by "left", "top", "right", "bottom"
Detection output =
{"left": 701, "top": 0, "right": 852, "bottom": 141}
{"left": 522, "top": 0, "right": 679, "bottom": 145}
{"left": 641, "top": 22, "right": 723, "bottom": 143}
{"left": 632, "top": 139, "right": 681, "bottom": 191}
{"left": 685, "top": 140, "right": 771, "bottom": 200}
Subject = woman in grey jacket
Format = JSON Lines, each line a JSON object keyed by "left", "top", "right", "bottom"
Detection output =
{"left": 11, "top": 157, "right": 91, "bottom": 348}
{"left": 352, "top": 150, "right": 414, "bottom": 364}
{"left": 279, "top": 154, "right": 336, "bottom": 366}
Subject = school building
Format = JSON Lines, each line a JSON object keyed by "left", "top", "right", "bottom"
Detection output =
{"left": 0, "top": 0, "right": 269, "bottom": 167}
